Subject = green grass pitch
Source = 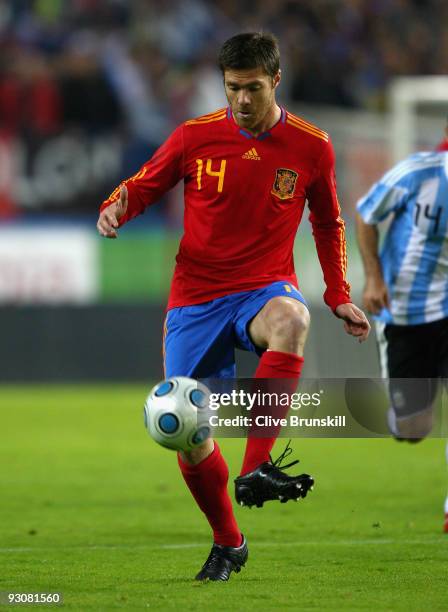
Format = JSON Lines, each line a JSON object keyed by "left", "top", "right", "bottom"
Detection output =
{"left": 1, "top": 386, "right": 447, "bottom": 610}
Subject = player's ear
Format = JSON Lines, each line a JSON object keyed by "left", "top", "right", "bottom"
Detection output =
{"left": 273, "top": 70, "right": 281, "bottom": 90}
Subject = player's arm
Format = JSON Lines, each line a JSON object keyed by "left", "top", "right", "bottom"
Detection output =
{"left": 307, "top": 138, "right": 370, "bottom": 342}
{"left": 355, "top": 159, "right": 412, "bottom": 314}
{"left": 355, "top": 213, "right": 389, "bottom": 315}
{"left": 97, "top": 125, "right": 185, "bottom": 238}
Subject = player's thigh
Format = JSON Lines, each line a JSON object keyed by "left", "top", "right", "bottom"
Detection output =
{"left": 249, "top": 297, "right": 310, "bottom": 351}
{"left": 434, "top": 317, "right": 448, "bottom": 377}
{"left": 234, "top": 281, "right": 309, "bottom": 354}
{"left": 163, "top": 303, "right": 236, "bottom": 378}
{"left": 377, "top": 321, "right": 438, "bottom": 428}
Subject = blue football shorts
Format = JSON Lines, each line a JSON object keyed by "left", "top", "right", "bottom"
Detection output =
{"left": 163, "top": 281, "right": 307, "bottom": 378}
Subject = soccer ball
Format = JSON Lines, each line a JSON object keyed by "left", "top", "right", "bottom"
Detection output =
{"left": 143, "top": 377, "right": 212, "bottom": 451}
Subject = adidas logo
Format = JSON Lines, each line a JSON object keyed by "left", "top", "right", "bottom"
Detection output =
{"left": 242, "top": 147, "right": 261, "bottom": 160}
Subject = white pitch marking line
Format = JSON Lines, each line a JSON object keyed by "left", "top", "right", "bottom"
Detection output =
{"left": 0, "top": 538, "right": 445, "bottom": 553}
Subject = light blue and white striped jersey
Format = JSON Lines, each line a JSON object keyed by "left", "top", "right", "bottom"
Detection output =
{"left": 357, "top": 151, "right": 448, "bottom": 325}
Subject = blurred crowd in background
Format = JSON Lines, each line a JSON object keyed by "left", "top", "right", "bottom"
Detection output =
{"left": 1, "top": 0, "right": 446, "bottom": 339}
{"left": 0, "top": 0, "right": 446, "bottom": 223}
{"left": 0, "top": 0, "right": 447, "bottom": 144}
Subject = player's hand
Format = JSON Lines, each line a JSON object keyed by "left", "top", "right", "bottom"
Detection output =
{"left": 96, "top": 185, "right": 128, "bottom": 239}
{"left": 335, "top": 302, "right": 371, "bottom": 343}
{"left": 362, "top": 277, "right": 390, "bottom": 315}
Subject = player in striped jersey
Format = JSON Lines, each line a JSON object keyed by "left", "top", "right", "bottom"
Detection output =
{"left": 356, "top": 132, "right": 448, "bottom": 532}
{"left": 98, "top": 32, "right": 370, "bottom": 580}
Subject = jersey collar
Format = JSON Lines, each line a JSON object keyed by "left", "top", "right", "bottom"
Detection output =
{"left": 227, "top": 106, "right": 286, "bottom": 140}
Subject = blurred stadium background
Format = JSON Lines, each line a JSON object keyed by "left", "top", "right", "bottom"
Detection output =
{"left": 1, "top": 0, "right": 448, "bottom": 382}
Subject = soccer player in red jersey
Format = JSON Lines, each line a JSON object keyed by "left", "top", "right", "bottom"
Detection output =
{"left": 97, "top": 33, "right": 371, "bottom": 581}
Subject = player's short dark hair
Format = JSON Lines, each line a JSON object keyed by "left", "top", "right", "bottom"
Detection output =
{"left": 218, "top": 32, "right": 280, "bottom": 78}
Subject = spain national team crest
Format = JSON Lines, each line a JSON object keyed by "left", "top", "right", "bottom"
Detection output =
{"left": 271, "top": 168, "right": 299, "bottom": 200}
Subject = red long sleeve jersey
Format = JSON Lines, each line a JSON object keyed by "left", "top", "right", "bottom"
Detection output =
{"left": 101, "top": 107, "right": 351, "bottom": 311}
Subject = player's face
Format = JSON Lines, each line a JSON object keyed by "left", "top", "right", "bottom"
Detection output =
{"left": 224, "top": 66, "right": 281, "bottom": 134}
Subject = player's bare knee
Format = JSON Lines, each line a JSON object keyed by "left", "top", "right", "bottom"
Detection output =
{"left": 180, "top": 437, "right": 214, "bottom": 466}
{"left": 396, "top": 411, "right": 433, "bottom": 441}
{"left": 264, "top": 298, "right": 310, "bottom": 349}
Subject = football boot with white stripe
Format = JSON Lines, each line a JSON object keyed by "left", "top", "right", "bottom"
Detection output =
{"left": 195, "top": 535, "right": 248, "bottom": 581}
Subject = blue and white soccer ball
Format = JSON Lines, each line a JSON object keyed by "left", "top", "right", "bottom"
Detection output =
{"left": 143, "top": 377, "right": 212, "bottom": 451}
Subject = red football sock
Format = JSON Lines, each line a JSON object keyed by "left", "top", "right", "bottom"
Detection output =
{"left": 240, "top": 350, "right": 304, "bottom": 476}
{"left": 178, "top": 442, "right": 241, "bottom": 547}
